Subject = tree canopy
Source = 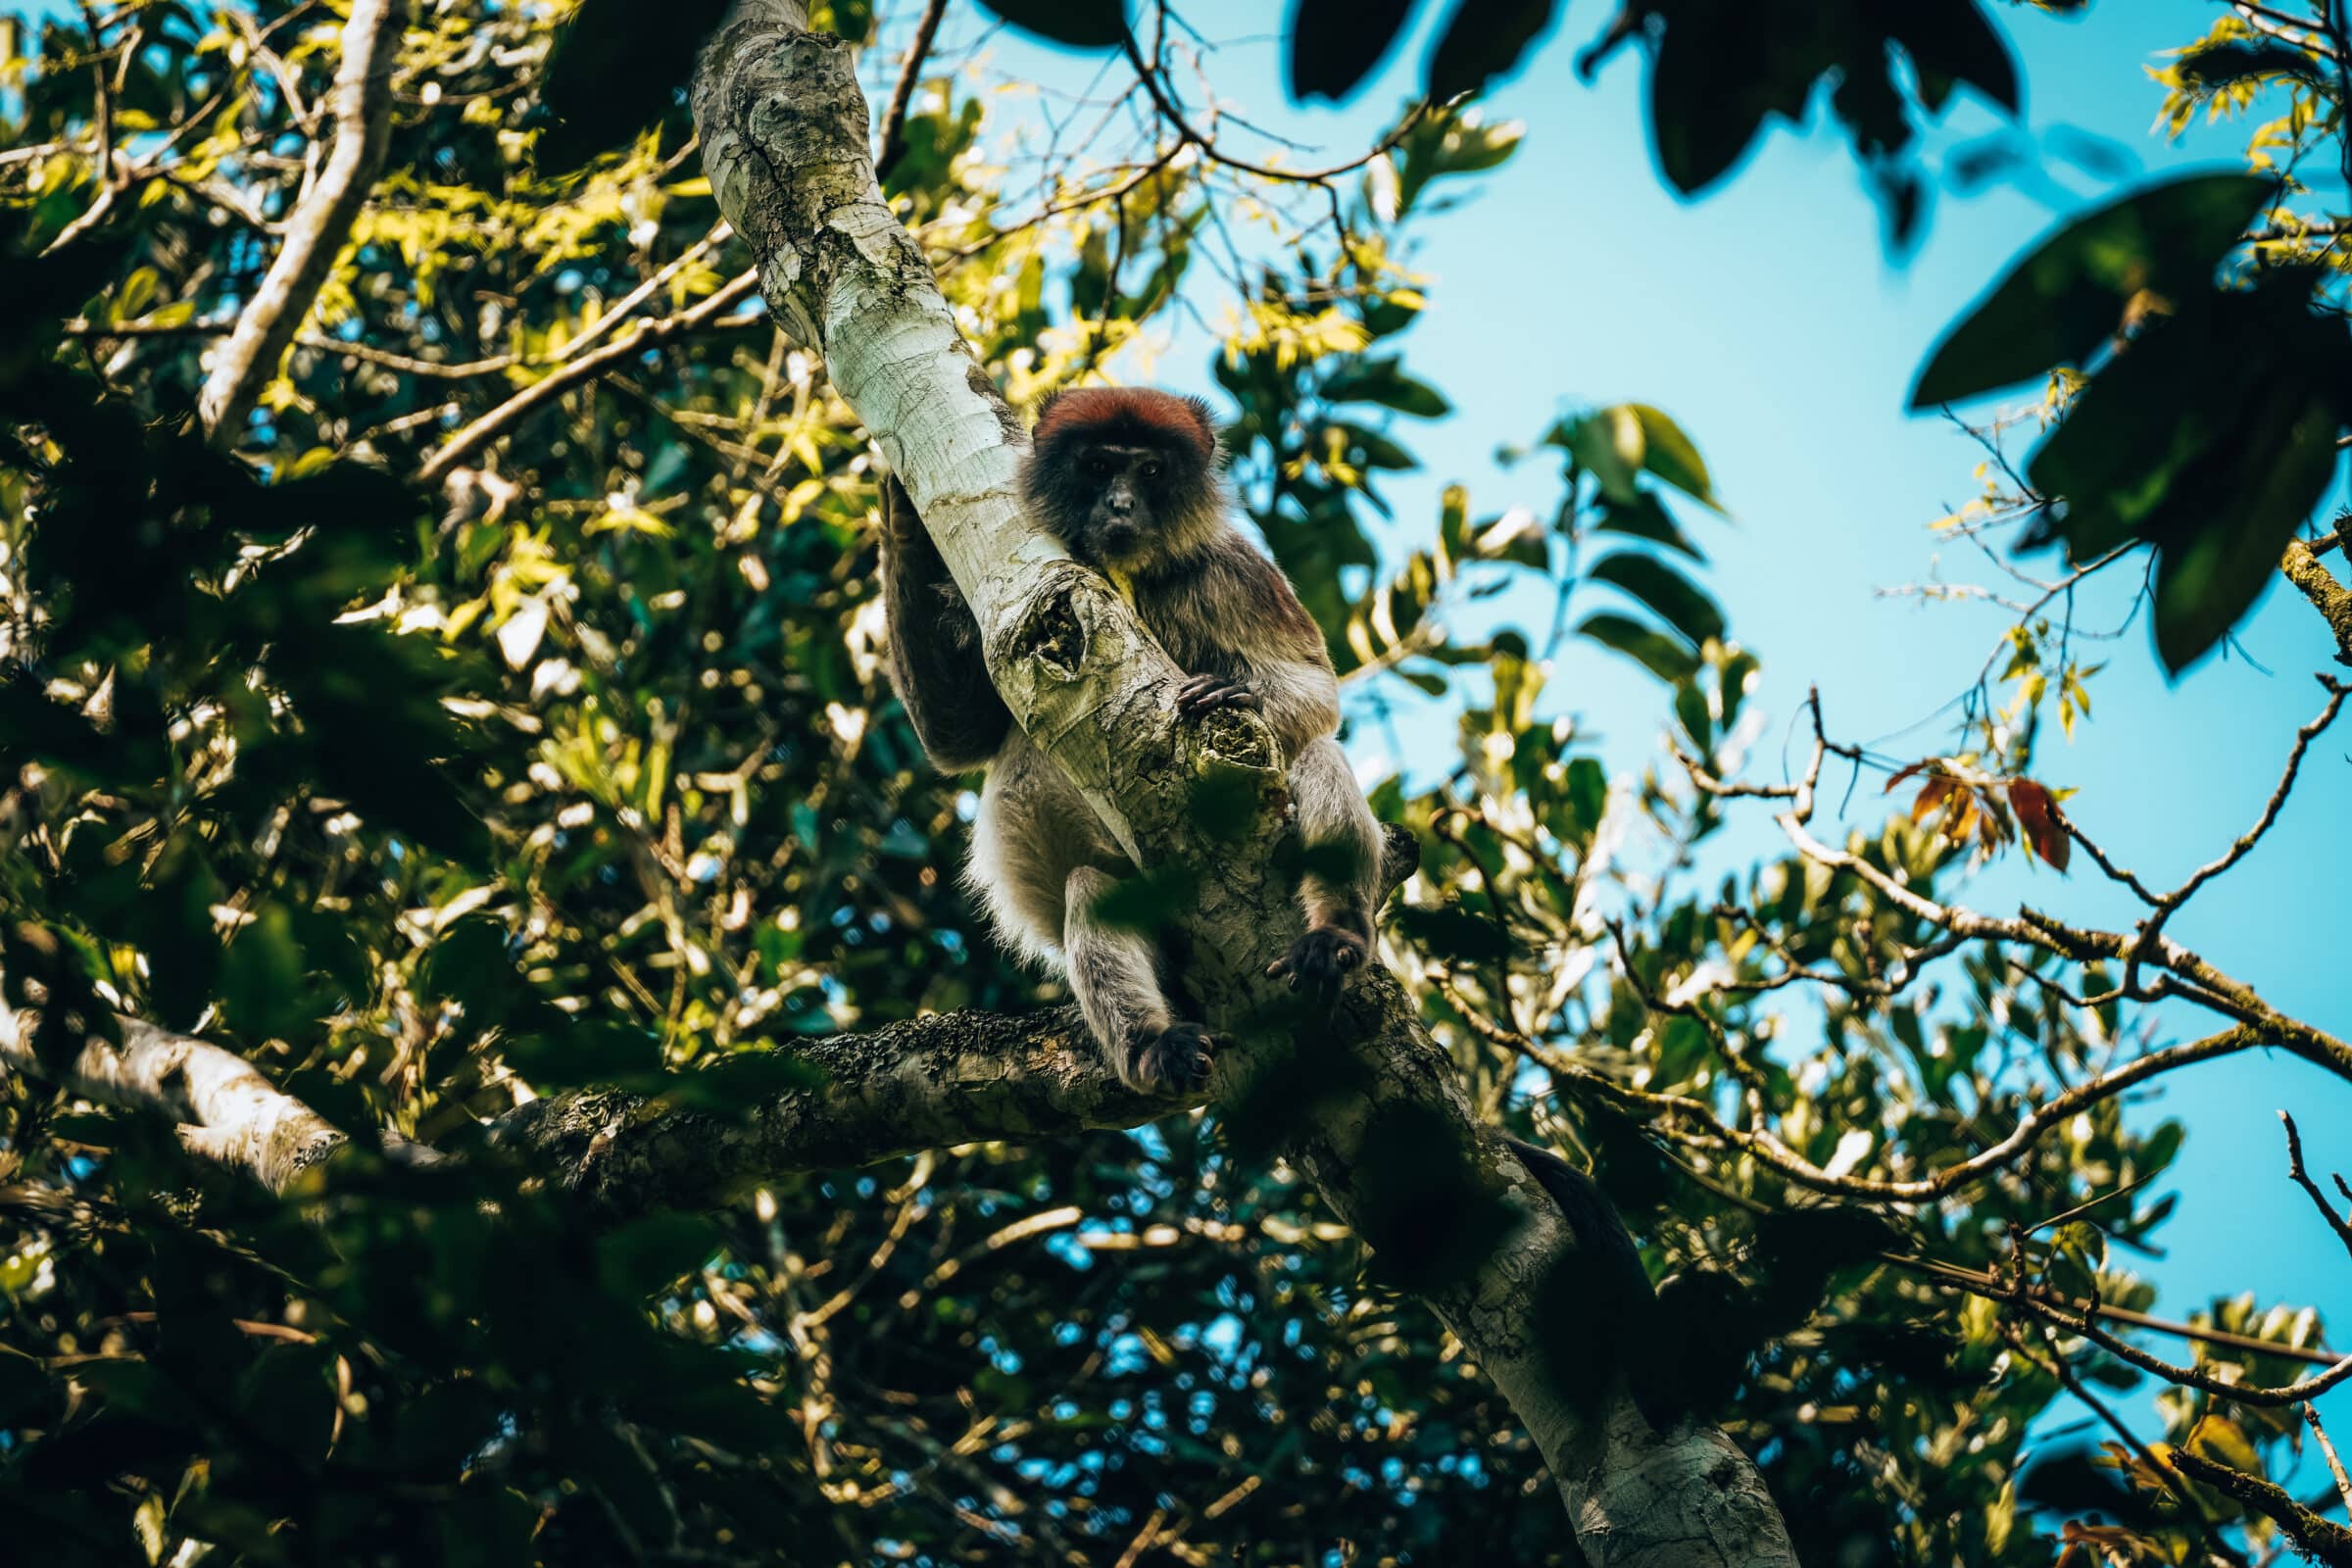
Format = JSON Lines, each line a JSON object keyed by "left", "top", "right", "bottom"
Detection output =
{"left": 2, "top": 0, "right": 2349, "bottom": 1565}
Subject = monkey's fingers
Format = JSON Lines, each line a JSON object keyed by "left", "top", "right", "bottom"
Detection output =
{"left": 1175, "top": 676, "right": 1262, "bottom": 716}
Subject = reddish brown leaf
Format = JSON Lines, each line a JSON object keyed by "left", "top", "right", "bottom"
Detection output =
{"left": 1910, "top": 775, "right": 1958, "bottom": 823}
{"left": 2008, "top": 778, "right": 2072, "bottom": 871}
{"left": 1885, "top": 759, "right": 1933, "bottom": 793}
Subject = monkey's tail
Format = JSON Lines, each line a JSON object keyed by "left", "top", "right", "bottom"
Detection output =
{"left": 1503, "top": 1135, "right": 1676, "bottom": 1430}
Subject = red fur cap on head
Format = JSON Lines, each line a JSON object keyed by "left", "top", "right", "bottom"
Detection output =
{"left": 1029, "top": 387, "right": 1221, "bottom": 467}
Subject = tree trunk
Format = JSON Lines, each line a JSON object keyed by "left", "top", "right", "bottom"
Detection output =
{"left": 690, "top": 6, "right": 1800, "bottom": 1562}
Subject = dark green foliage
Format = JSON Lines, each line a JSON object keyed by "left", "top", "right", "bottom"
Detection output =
{"left": 0, "top": 4, "right": 2335, "bottom": 1565}
{"left": 1286, "top": 0, "right": 1418, "bottom": 102}
{"left": 1910, "top": 172, "right": 2278, "bottom": 408}
{"left": 2026, "top": 277, "right": 2351, "bottom": 671}
{"left": 1425, "top": 0, "right": 1568, "bottom": 103}
{"left": 537, "top": 0, "right": 734, "bottom": 171}
{"left": 977, "top": 0, "right": 1130, "bottom": 50}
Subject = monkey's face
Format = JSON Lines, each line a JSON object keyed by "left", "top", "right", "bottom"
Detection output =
{"left": 1054, "top": 442, "right": 1172, "bottom": 568}
{"left": 1024, "top": 436, "right": 1214, "bottom": 572}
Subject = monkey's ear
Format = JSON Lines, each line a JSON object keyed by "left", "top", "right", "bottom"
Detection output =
{"left": 1181, "top": 395, "right": 1227, "bottom": 466}
{"left": 1029, "top": 386, "right": 1067, "bottom": 432}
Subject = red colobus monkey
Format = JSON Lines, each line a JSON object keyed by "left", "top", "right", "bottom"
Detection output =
{"left": 879, "top": 388, "right": 1384, "bottom": 1092}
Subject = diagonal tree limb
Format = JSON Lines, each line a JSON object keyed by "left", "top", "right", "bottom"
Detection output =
{"left": 688, "top": 7, "right": 1798, "bottom": 1563}
{"left": 0, "top": 990, "right": 351, "bottom": 1192}
{"left": 197, "top": 0, "right": 408, "bottom": 446}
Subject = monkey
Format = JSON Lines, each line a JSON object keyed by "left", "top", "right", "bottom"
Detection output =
{"left": 879, "top": 387, "right": 1385, "bottom": 1095}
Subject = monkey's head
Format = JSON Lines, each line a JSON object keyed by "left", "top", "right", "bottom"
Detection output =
{"left": 1020, "top": 388, "right": 1225, "bottom": 572}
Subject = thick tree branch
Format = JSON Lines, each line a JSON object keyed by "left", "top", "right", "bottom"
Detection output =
{"left": 494, "top": 1004, "right": 1168, "bottom": 1214}
{"left": 0, "top": 983, "right": 1152, "bottom": 1200}
{"left": 197, "top": 0, "right": 407, "bottom": 446}
{"left": 0, "top": 991, "right": 349, "bottom": 1193}
{"left": 689, "top": 8, "right": 1797, "bottom": 1564}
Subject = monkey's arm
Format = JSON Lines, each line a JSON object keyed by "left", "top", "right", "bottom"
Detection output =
{"left": 880, "top": 475, "right": 1013, "bottom": 771}
{"left": 1179, "top": 542, "right": 1342, "bottom": 759}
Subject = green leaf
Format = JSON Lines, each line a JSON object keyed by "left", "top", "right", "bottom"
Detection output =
{"left": 1894, "top": 0, "right": 2019, "bottom": 116}
{"left": 1321, "top": 356, "right": 1452, "bottom": 418}
{"left": 1644, "top": 8, "right": 1817, "bottom": 197}
{"left": 1288, "top": 0, "right": 1418, "bottom": 102}
{"left": 1625, "top": 404, "right": 1722, "bottom": 512}
{"left": 597, "top": 1213, "right": 720, "bottom": 1300}
{"left": 1587, "top": 553, "right": 1726, "bottom": 646}
{"left": 2149, "top": 388, "right": 2342, "bottom": 673}
{"left": 2172, "top": 39, "right": 2336, "bottom": 93}
{"left": 978, "top": 0, "right": 1129, "bottom": 49}
{"left": 1910, "top": 172, "right": 2276, "bottom": 408}
{"left": 1557, "top": 406, "right": 1644, "bottom": 504}
{"left": 1425, "top": 0, "right": 1564, "bottom": 102}
{"left": 1576, "top": 612, "right": 1701, "bottom": 683}
{"left": 2023, "top": 280, "right": 2351, "bottom": 671}
{"left": 1391, "top": 902, "right": 1515, "bottom": 962}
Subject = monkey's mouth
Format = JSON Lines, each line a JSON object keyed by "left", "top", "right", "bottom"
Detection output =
{"left": 1095, "top": 522, "right": 1145, "bottom": 561}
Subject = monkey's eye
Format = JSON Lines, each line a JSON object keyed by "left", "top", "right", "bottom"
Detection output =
{"left": 1139, "top": 460, "right": 1161, "bottom": 480}
{"left": 1086, "top": 455, "right": 1111, "bottom": 477}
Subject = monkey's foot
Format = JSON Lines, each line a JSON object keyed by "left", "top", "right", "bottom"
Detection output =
{"left": 1267, "top": 926, "right": 1368, "bottom": 1003}
{"left": 1175, "top": 674, "right": 1262, "bottom": 717}
{"left": 1128, "top": 1022, "right": 1217, "bottom": 1093}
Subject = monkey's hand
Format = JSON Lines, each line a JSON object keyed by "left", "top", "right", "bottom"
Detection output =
{"left": 1130, "top": 1021, "right": 1217, "bottom": 1093}
{"left": 1268, "top": 924, "right": 1368, "bottom": 1004}
{"left": 1175, "top": 673, "right": 1263, "bottom": 718}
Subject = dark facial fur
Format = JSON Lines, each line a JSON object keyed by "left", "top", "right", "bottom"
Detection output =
{"left": 1020, "top": 388, "right": 1224, "bottom": 572}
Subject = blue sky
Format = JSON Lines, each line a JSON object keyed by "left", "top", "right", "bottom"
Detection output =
{"left": 949, "top": 0, "right": 2352, "bottom": 1445}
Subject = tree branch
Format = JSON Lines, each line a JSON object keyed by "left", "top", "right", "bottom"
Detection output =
{"left": 874, "top": 0, "right": 948, "bottom": 178}
{"left": 2170, "top": 1448, "right": 2352, "bottom": 1567}
{"left": 197, "top": 0, "right": 408, "bottom": 446}
{"left": 688, "top": 9, "right": 1798, "bottom": 1564}
{"left": 416, "top": 268, "right": 763, "bottom": 483}
{"left": 2284, "top": 536, "right": 2352, "bottom": 663}
{"left": 0, "top": 988, "right": 352, "bottom": 1193}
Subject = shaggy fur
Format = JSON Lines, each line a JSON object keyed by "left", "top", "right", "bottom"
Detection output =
{"left": 882, "top": 389, "right": 1383, "bottom": 1093}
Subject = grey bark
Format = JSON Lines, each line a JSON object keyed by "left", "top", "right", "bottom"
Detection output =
{"left": 0, "top": 994, "right": 347, "bottom": 1192}
{"left": 688, "top": 6, "right": 1800, "bottom": 1563}
{"left": 197, "top": 0, "right": 408, "bottom": 446}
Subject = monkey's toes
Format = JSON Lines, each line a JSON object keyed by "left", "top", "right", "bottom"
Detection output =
{"left": 1268, "top": 927, "right": 1368, "bottom": 1002}
{"left": 1133, "top": 1022, "right": 1217, "bottom": 1093}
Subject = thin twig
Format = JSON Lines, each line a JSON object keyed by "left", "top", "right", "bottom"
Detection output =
{"left": 875, "top": 0, "right": 949, "bottom": 177}
{"left": 551, "top": 220, "right": 734, "bottom": 366}
{"left": 2280, "top": 1110, "right": 2352, "bottom": 1264}
{"left": 416, "top": 268, "right": 764, "bottom": 483}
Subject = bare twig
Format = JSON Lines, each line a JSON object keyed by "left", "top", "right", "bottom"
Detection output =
{"left": 2310, "top": 1403, "right": 2352, "bottom": 1517}
{"left": 875, "top": 0, "right": 950, "bottom": 176}
{"left": 2280, "top": 1110, "right": 2352, "bottom": 1264}
{"left": 1118, "top": 25, "right": 1427, "bottom": 187}
{"left": 416, "top": 268, "right": 764, "bottom": 483}
{"left": 1889, "top": 1253, "right": 2342, "bottom": 1369}
{"left": 551, "top": 221, "right": 735, "bottom": 366}
{"left": 2001, "top": 1321, "right": 2223, "bottom": 1542}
